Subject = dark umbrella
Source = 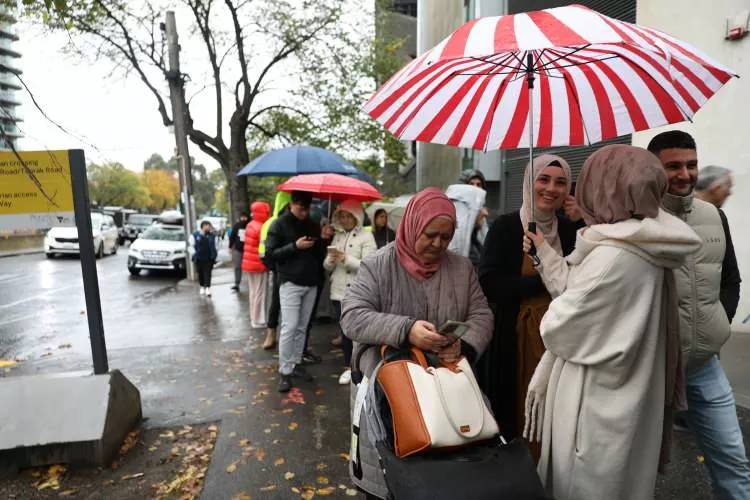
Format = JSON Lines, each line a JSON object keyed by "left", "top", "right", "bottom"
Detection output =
{"left": 237, "top": 145, "right": 362, "bottom": 177}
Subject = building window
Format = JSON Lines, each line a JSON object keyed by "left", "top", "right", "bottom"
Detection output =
{"left": 390, "top": 0, "right": 417, "bottom": 17}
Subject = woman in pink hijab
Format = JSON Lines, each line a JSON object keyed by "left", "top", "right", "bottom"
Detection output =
{"left": 341, "top": 188, "right": 494, "bottom": 499}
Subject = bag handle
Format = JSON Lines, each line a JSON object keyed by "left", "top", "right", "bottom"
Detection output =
{"left": 428, "top": 364, "right": 485, "bottom": 439}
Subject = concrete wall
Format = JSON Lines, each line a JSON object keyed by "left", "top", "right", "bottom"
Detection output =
{"left": 415, "top": 0, "right": 463, "bottom": 190}
{"left": 633, "top": 0, "right": 750, "bottom": 329}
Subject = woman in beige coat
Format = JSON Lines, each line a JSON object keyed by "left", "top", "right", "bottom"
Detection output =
{"left": 529, "top": 145, "right": 701, "bottom": 500}
{"left": 323, "top": 199, "right": 376, "bottom": 385}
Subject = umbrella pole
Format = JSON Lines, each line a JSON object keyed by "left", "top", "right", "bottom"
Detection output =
{"left": 526, "top": 52, "right": 540, "bottom": 265}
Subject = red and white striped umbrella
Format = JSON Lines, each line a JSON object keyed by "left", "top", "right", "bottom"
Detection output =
{"left": 364, "top": 4, "right": 737, "bottom": 151}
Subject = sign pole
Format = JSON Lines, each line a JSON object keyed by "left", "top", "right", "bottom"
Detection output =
{"left": 68, "top": 149, "right": 108, "bottom": 375}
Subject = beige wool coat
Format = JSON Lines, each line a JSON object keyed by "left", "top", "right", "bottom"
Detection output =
{"left": 537, "top": 210, "right": 701, "bottom": 500}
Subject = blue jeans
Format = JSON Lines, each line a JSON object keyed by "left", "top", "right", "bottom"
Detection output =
{"left": 684, "top": 355, "right": 750, "bottom": 499}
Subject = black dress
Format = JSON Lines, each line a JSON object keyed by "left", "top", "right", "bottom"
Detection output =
{"left": 477, "top": 210, "right": 580, "bottom": 439}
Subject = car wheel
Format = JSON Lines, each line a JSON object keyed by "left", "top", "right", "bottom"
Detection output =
{"left": 96, "top": 242, "right": 104, "bottom": 259}
{"left": 128, "top": 267, "right": 141, "bottom": 276}
{"left": 46, "top": 252, "right": 55, "bottom": 259}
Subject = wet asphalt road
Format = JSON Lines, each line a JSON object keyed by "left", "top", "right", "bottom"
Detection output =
{"left": 0, "top": 245, "right": 244, "bottom": 363}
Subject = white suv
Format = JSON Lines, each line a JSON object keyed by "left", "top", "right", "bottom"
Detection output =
{"left": 44, "top": 212, "right": 119, "bottom": 258}
{"left": 127, "top": 224, "right": 187, "bottom": 276}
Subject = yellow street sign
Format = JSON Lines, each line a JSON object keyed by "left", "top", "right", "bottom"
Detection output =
{"left": 0, "top": 150, "right": 74, "bottom": 230}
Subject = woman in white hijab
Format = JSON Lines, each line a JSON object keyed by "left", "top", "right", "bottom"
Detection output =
{"left": 477, "top": 154, "right": 580, "bottom": 450}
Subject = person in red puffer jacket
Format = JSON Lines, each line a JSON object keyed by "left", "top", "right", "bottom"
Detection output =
{"left": 242, "top": 201, "right": 271, "bottom": 328}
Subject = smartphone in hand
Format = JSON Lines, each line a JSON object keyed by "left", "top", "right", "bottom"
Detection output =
{"left": 438, "top": 320, "right": 470, "bottom": 342}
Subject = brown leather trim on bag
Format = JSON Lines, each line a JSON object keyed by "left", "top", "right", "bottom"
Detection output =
{"left": 377, "top": 360, "right": 431, "bottom": 458}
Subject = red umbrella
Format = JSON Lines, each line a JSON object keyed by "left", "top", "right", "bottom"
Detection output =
{"left": 364, "top": 3, "right": 737, "bottom": 257}
{"left": 277, "top": 173, "right": 382, "bottom": 202}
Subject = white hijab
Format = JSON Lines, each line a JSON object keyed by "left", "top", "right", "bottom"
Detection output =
{"left": 519, "top": 154, "right": 572, "bottom": 256}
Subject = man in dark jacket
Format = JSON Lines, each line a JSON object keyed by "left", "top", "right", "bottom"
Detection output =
{"left": 192, "top": 221, "right": 218, "bottom": 297}
{"left": 228, "top": 212, "right": 249, "bottom": 291}
{"left": 265, "top": 191, "right": 333, "bottom": 392}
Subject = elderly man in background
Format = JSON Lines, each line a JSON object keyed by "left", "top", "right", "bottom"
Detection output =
{"left": 695, "top": 165, "right": 734, "bottom": 208}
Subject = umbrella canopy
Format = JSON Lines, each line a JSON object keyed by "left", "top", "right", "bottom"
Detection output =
{"left": 364, "top": 4, "right": 737, "bottom": 151}
{"left": 277, "top": 173, "right": 383, "bottom": 202}
{"left": 237, "top": 145, "right": 361, "bottom": 177}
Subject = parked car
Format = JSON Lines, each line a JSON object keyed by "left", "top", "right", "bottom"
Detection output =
{"left": 102, "top": 206, "right": 137, "bottom": 245}
{"left": 123, "top": 213, "right": 158, "bottom": 243}
{"left": 127, "top": 224, "right": 187, "bottom": 276}
{"left": 44, "top": 212, "right": 119, "bottom": 259}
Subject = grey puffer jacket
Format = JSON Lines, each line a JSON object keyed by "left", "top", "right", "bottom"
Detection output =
{"left": 341, "top": 244, "right": 494, "bottom": 498}
{"left": 662, "top": 193, "right": 740, "bottom": 372}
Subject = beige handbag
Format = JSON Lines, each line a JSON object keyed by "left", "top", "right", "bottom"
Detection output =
{"left": 376, "top": 347, "right": 499, "bottom": 458}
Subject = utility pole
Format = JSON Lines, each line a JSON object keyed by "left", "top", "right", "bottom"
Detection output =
{"left": 163, "top": 11, "right": 196, "bottom": 281}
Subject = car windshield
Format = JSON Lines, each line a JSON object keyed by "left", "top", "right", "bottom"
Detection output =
{"left": 90, "top": 213, "right": 103, "bottom": 227}
{"left": 141, "top": 226, "right": 184, "bottom": 241}
{"left": 128, "top": 215, "right": 153, "bottom": 225}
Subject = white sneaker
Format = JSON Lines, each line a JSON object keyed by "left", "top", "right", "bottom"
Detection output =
{"left": 199, "top": 287, "right": 206, "bottom": 295}
{"left": 205, "top": 287, "right": 212, "bottom": 297}
{"left": 338, "top": 369, "right": 351, "bottom": 385}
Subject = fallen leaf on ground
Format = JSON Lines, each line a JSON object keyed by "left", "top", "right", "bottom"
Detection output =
{"left": 697, "top": 455, "right": 705, "bottom": 463}
{"left": 316, "top": 486, "right": 335, "bottom": 496}
{"left": 316, "top": 476, "right": 329, "bottom": 485}
{"left": 58, "top": 343, "right": 72, "bottom": 349}
{"left": 159, "top": 431, "right": 175, "bottom": 439}
{"left": 34, "top": 464, "right": 67, "bottom": 490}
{"left": 345, "top": 488, "right": 358, "bottom": 496}
{"left": 339, "top": 453, "right": 350, "bottom": 461}
{"left": 238, "top": 439, "right": 249, "bottom": 446}
{"left": 263, "top": 428, "right": 272, "bottom": 434}
{"left": 59, "top": 489, "right": 78, "bottom": 497}
{"left": 288, "top": 422, "right": 298, "bottom": 431}
{"left": 255, "top": 448, "right": 266, "bottom": 461}
{"left": 231, "top": 492, "right": 252, "bottom": 500}
{"left": 281, "top": 408, "right": 293, "bottom": 414}
{"left": 229, "top": 432, "right": 237, "bottom": 438}
{"left": 121, "top": 472, "right": 144, "bottom": 480}
{"left": 301, "top": 490, "right": 315, "bottom": 500}
{"left": 315, "top": 463, "right": 327, "bottom": 471}
{"left": 119, "top": 429, "right": 140, "bottom": 455}
{"left": 274, "top": 458, "right": 285, "bottom": 466}
{"left": 208, "top": 425, "right": 218, "bottom": 432}
{"left": 260, "top": 484, "right": 277, "bottom": 492}
{"left": 284, "top": 471, "right": 296, "bottom": 480}
{"left": 226, "top": 462, "right": 238, "bottom": 473}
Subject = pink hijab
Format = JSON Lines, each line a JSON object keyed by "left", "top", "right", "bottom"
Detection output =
{"left": 396, "top": 188, "right": 456, "bottom": 281}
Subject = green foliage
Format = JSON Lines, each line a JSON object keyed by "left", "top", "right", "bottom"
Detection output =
{"left": 26, "top": 0, "right": 412, "bottom": 219}
{"left": 87, "top": 162, "right": 150, "bottom": 209}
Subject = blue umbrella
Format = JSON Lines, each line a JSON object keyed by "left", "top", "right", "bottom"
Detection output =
{"left": 237, "top": 145, "right": 361, "bottom": 177}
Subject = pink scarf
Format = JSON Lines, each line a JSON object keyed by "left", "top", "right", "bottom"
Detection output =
{"left": 396, "top": 188, "right": 456, "bottom": 281}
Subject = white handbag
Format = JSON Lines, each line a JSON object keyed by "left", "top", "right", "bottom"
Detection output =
{"left": 376, "top": 347, "right": 499, "bottom": 457}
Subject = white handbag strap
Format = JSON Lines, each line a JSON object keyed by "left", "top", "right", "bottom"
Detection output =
{"left": 429, "top": 364, "right": 485, "bottom": 439}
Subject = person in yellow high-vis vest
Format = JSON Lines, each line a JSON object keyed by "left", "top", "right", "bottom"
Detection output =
{"left": 258, "top": 191, "right": 292, "bottom": 349}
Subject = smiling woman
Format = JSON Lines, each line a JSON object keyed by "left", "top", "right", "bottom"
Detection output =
{"left": 477, "top": 155, "right": 583, "bottom": 447}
